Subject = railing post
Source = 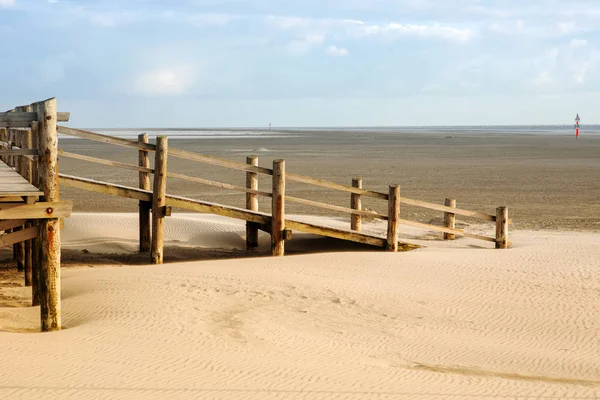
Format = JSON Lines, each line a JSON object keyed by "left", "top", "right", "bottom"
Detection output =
{"left": 246, "top": 156, "right": 259, "bottom": 249}
{"left": 351, "top": 177, "right": 362, "bottom": 232}
{"left": 35, "top": 97, "right": 61, "bottom": 332}
{"left": 271, "top": 159, "right": 285, "bottom": 256}
{"left": 443, "top": 198, "right": 456, "bottom": 240}
{"left": 30, "top": 120, "right": 41, "bottom": 306}
{"left": 386, "top": 185, "right": 400, "bottom": 251}
{"left": 495, "top": 206, "right": 509, "bottom": 249}
{"left": 22, "top": 126, "right": 34, "bottom": 286}
{"left": 151, "top": 136, "right": 168, "bottom": 264}
{"left": 0, "top": 127, "right": 6, "bottom": 163}
{"left": 138, "top": 133, "right": 151, "bottom": 253}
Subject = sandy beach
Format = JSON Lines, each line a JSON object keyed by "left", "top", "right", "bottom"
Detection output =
{"left": 1, "top": 130, "right": 600, "bottom": 399}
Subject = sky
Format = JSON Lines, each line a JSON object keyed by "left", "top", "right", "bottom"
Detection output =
{"left": 1, "top": 0, "right": 599, "bottom": 127}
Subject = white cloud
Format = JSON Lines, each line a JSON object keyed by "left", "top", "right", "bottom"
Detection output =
{"left": 533, "top": 71, "right": 552, "bottom": 87}
{"left": 284, "top": 34, "right": 325, "bottom": 55}
{"left": 135, "top": 66, "right": 196, "bottom": 95}
{"left": 0, "top": 0, "right": 15, "bottom": 7}
{"left": 570, "top": 39, "right": 587, "bottom": 47}
{"left": 557, "top": 22, "right": 577, "bottom": 35}
{"left": 326, "top": 45, "right": 349, "bottom": 56}
{"left": 359, "top": 22, "right": 473, "bottom": 42}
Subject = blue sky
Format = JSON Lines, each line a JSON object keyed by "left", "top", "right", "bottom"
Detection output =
{"left": 1, "top": 0, "right": 598, "bottom": 127}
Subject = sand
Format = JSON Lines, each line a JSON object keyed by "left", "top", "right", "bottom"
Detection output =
{"left": 1, "top": 213, "right": 600, "bottom": 399}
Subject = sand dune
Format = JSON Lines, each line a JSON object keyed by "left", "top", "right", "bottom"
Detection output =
{"left": 1, "top": 213, "right": 599, "bottom": 399}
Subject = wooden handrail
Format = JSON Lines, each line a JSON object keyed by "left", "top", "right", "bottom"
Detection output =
{"left": 58, "top": 149, "right": 153, "bottom": 173}
{"left": 287, "top": 196, "right": 387, "bottom": 219}
{"left": 167, "top": 171, "right": 272, "bottom": 197}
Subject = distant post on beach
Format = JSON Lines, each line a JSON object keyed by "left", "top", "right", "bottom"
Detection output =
{"left": 575, "top": 114, "right": 580, "bottom": 140}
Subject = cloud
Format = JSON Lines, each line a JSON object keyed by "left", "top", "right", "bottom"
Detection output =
{"left": 326, "top": 45, "right": 349, "bottom": 56}
{"left": 358, "top": 22, "right": 473, "bottom": 42}
{"left": 135, "top": 66, "right": 196, "bottom": 95}
{"left": 557, "top": 21, "right": 577, "bottom": 35}
{"left": 0, "top": 0, "right": 15, "bottom": 7}
{"left": 284, "top": 34, "right": 325, "bottom": 55}
{"left": 570, "top": 39, "right": 587, "bottom": 47}
{"left": 533, "top": 71, "right": 552, "bottom": 87}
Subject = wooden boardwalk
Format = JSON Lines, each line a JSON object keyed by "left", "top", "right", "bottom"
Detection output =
{"left": 0, "top": 160, "right": 43, "bottom": 198}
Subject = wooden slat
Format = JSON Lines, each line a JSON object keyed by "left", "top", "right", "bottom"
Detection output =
{"left": 58, "top": 149, "right": 154, "bottom": 173}
{"left": 398, "top": 218, "right": 497, "bottom": 243}
{"left": 400, "top": 197, "right": 504, "bottom": 223}
{"left": 57, "top": 112, "right": 70, "bottom": 122}
{"left": 0, "top": 201, "right": 72, "bottom": 219}
{"left": 57, "top": 126, "right": 156, "bottom": 151}
{"left": 0, "top": 226, "right": 39, "bottom": 248}
{"left": 167, "top": 171, "right": 272, "bottom": 197}
{"left": 287, "top": 195, "right": 387, "bottom": 219}
{"left": 169, "top": 148, "right": 273, "bottom": 176}
{"left": 59, "top": 174, "right": 152, "bottom": 202}
{"left": 0, "top": 112, "right": 69, "bottom": 127}
{"left": 165, "top": 194, "right": 271, "bottom": 225}
{"left": 0, "top": 219, "right": 27, "bottom": 232}
{"left": 0, "top": 160, "right": 44, "bottom": 196}
{"left": 286, "top": 172, "right": 389, "bottom": 200}
{"left": 0, "top": 149, "right": 39, "bottom": 156}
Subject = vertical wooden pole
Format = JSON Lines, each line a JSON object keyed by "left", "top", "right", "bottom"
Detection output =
{"left": 0, "top": 127, "right": 6, "bottom": 163}
{"left": 443, "top": 198, "right": 456, "bottom": 240}
{"left": 271, "top": 159, "right": 285, "bottom": 256}
{"left": 22, "top": 129, "right": 34, "bottom": 286}
{"left": 246, "top": 156, "right": 259, "bottom": 249}
{"left": 138, "top": 133, "right": 151, "bottom": 253}
{"left": 30, "top": 120, "right": 41, "bottom": 306}
{"left": 151, "top": 136, "right": 168, "bottom": 264}
{"left": 495, "top": 206, "right": 509, "bottom": 249}
{"left": 36, "top": 97, "right": 61, "bottom": 332}
{"left": 386, "top": 185, "right": 400, "bottom": 252}
{"left": 351, "top": 177, "right": 362, "bottom": 232}
{"left": 14, "top": 131, "right": 26, "bottom": 273}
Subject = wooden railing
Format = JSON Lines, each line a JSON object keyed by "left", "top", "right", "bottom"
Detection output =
{"left": 56, "top": 125, "right": 511, "bottom": 262}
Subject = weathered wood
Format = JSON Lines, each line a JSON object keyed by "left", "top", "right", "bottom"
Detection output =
{"left": 0, "top": 158, "right": 44, "bottom": 197}
{"left": 57, "top": 126, "right": 156, "bottom": 151}
{"left": 30, "top": 117, "right": 40, "bottom": 307}
{"left": 0, "top": 226, "right": 39, "bottom": 248}
{"left": 495, "top": 206, "right": 509, "bottom": 249}
{"left": 0, "top": 149, "right": 39, "bottom": 156}
{"left": 0, "top": 111, "right": 69, "bottom": 127}
{"left": 0, "top": 201, "right": 72, "bottom": 219}
{"left": 30, "top": 121, "right": 39, "bottom": 189}
{"left": 59, "top": 174, "right": 152, "bottom": 202}
{"left": 151, "top": 136, "right": 168, "bottom": 264}
{"left": 287, "top": 172, "right": 388, "bottom": 200}
{"left": 166, "top": 195, "right": 271, "bottom": 225}
{"left": 58, "top": 149, "right": 153, "bottom": 173}
{"left": 138, "top": 134, "right": 151, "bottom": 253}
{"left": 351, "top": 177, "right": 362, "bottom": 231}
{"left": 35, "top": 97, "right": 61, "bottom": 332}
{"left": 169, "top": 148, "right": 272, "bottom": 176}
{"left": 286, "top": 196, "right": 387, "bottom": 219}
{"left": 0, "top": 128, "right": 6, "bottom": 162}
{"left": 0, "top": 219, "right": 27, "bottom": 231}
{"left": 167, "top": 171, "right": 271, "bottom": 197}
{"left": 443, "top": 198, "right": 456, "bottom": 240}
{"left": 399, "top": 218, "right": 497, "bottom": 243}
{"left": 387, "top": 185, "right": 400, "bottom": 252}
{"left": 21, "top": 128, "right": 34, "bottom": 284}
{"left": 271, "top": 159, "right": 285, "bottom": 256}
{"left": 246, "top": 156, "right": 259, "bottom": 249}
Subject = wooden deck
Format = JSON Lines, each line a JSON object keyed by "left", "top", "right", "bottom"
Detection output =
{"left": 0, "top": 160, "right": 43, "bottom": 198}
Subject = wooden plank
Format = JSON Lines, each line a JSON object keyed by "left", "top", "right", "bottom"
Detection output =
{"left": 57, "top": 112, "right": 70, "bottom": 122}
{"left": 0, "top": 111, "right": 69, "bottom": 127}
{"left": 287, "top": 196, "right": 387, "bottom": 219}
{"left": 246, "top": 156, "right": 259, "bottom": 249}
{"left": 58, "top": 149, "right": 154, "bottom": 173}
{"left": 167, "top": 171, "right": 272, "bottom": 197}
{"left": 0, "top": 201, "right": 72, "bottom": 219}
{"left": 400, "top": 197, "right": 508, "bottom": 223}
{"left": 169, "top": 147, "right": 273, "bottom": 176}
{"left": 286, "top": 172, "right": 388, "bottom": 200}
{"left": 165, "top": 195, "right": 271, "bottom": 225}
{"left": 271, "top": 160, "right": 285, "bottom": 256}
{"left": 0, "top": 226, "right": 39, "bottom": 248}
{"left": 59, "top": 174, "right": 152, "bottom": 202}
{"left": 57, "top": 126, "right": 156, "bottom": 151}
{"left": 0, "top": 149, "right": 39, "bottom": 156}
{"left": 351, "top": 177, "right": 362, "bottom": 231}
{"left": 398, "top": 218, "right": 496, "bottom": 243}
{"left": 496, "top": 206, "right": 509, "bottom": 249}
{"left": 387, "top": 185, "right": 400, "bottom": 252}
{"left": 138, "top": 134, "right": 151, "bottom": 253}
{"left": 285, "top": 219, "right": 387, "bottom": 248}
{"left": 0, "top": 219, "right": 27, "bottom": 232}
{"left": 151, "top": 136, "right": 167, "bottom": 264}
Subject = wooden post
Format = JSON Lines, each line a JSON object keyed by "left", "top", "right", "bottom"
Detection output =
{"left": 30, "top": 120, "right": 41, "bottom": 305}
{"left": 271, "top": 159, "right": 285, "bottom": 256}
{"left": 22, "top": 129, "right": 34, "bottom": 286}
{"left": 386, "top": 185, "right": 400, "bottom": 252}
{"left": 151, "top": 136, "right": 168, "bottom": 264}
{"left": 443, "top": 198, "right": 456, "bottom": 240}
{"left": 138, "top": 133, "right": 151, "bottom": 252}
{"left": 495, "top": 206, "right": 509, "bottom": 249}
{"left": 36, "top": 97, "right": 61, "bottom": 332}
{"left": 246, "top": 156, "right": 259, "bottom": 249}
{"left": 351, "top": 177, "right": 362, "bottom": 232}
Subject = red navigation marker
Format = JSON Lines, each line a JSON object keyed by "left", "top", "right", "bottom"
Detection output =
{"left": 575, "top": 114, "right": 580, "bottom": 140}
